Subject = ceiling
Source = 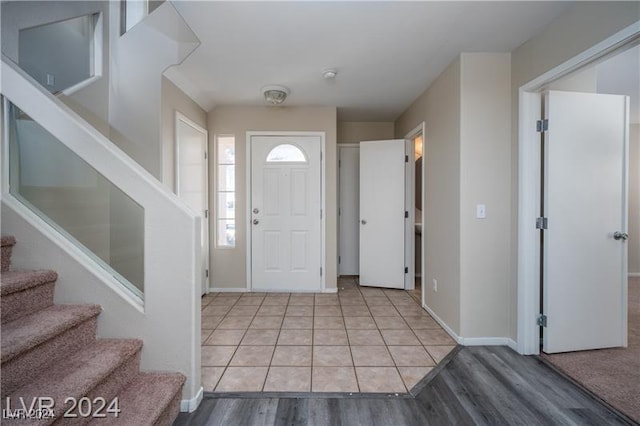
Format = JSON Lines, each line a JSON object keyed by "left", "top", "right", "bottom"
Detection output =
{"left": 167, "top": 1, "right": 573, "bottom": 121}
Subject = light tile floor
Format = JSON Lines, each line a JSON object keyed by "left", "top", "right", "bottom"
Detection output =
{"left": 200, "top": 277, "right": 456, "bottom": 393}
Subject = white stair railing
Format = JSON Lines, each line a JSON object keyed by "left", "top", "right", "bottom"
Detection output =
{"left": 1, "top": 55, "right": 201, "bottom": 407}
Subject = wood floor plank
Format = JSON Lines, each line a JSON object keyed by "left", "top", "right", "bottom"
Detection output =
{"left": 274, "top": 398, "right": 308, "bottom": 426}
{"left": 174, "top": 346, "right": 633, "bottom": 426}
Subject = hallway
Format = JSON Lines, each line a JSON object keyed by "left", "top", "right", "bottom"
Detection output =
{"left": 200, "top": 278, "right": 455, "bottom": 393}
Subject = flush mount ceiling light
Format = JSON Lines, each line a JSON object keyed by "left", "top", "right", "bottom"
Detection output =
{"left": 262, "top": 85, "right": 290, "bottom": 105}
{"left": 322, "top": 69, "right": 337, "bottom": 80}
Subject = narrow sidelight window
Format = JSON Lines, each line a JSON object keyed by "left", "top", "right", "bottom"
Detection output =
{"left": 216, "top": 135, "right": 235, "bottom": 248}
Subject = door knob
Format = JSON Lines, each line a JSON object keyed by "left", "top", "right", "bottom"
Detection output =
{"left": 253, "top": 208, "right": 259, "bottom": 214}
{"left": 361, "top": 219, "right": 367, "bottom": 225}
{"left": 613, "top": 232, "right": 628, "bottom": 241}
{"left": 253, "top": 219, "right": 259, "bottom": 225}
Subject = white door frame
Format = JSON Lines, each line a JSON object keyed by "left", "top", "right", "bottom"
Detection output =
{"left": 517, "top": 23, "right": 640, "bottom": 355}
{"left": 174, "top": 111, "right": 210, "bottom": 294}
{"left": 245, "top": 131, "right": 327, "bottom": 292}
{"left": 405, "top": 122, "right": 426, "bottom": 306}
{"left": 338, "top": 143, "right": 360, "bottom": 277}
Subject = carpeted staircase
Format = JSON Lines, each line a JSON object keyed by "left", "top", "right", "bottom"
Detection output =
{"left": 1, "top": 235, "right": 185, "bottom": 425}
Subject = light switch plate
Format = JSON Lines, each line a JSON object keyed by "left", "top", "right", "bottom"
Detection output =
{"left": 476, "top": 204, "right": 486, "bottom": 219}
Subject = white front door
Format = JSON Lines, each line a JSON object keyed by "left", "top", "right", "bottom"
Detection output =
{"left": 250, "top": 135, "right": 322, "bottom": 292}
{"left": 175, "top": 113, "right": 209, "bottom": 295}
{"left": 543, "top": 90, "right": 629, "bottom": 353}
{"left": 359, "top": 139, "right": 409, "bottom": 289}
{"left": 338, "top": 146, "right": 360, "bottom": 276}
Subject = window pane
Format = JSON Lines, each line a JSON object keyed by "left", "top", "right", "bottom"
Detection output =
{"left": 19, "top": 14, "right": 97, "bottom": 93}
{"left": 217, "top": 192, "right": 235, "bottom": 219}
{"left": 217, "top": 219, "right": 235, "bottom": 247}
{"left": 216, "top": 135, "right": 235, "bottom": 248}
{"left": 125, "top": 0, "right": 148, "bottom": 33}
{"left": 266, "top": 144, "right": 307, "bottom": 163}
{"left": 218, "top": 136, "right": 235, "bottom": 164}
{"left": 217, "top": 165, "right": 235, "bottom": 191}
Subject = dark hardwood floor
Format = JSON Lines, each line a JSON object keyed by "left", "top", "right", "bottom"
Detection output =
{"left": 174, "top": 346, "right": 636, "bottom": 426}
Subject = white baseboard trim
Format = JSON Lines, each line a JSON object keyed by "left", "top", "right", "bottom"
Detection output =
{"left": 422, "top": 303, "right": 462, "bottom": 344}
{"left": 458, "top": 337, "right": 519, "bottom": 348}
{"left": 322, "top": 287, "right": 338, "bottom": 293}
{"left": 422, "top": 303, "right": 518, "bottom": 350}
{"left": 209, "top": 287, "right": 247, "bottom": 293}
{"left": 180, "top": 386, "right": 203, "bottom": 412}
{"left": 629, "top": 273, "right": 640, "bottom": 278}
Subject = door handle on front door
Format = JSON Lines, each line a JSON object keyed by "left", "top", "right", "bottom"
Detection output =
{"left": 613, "top": 232, "right": 628, "bottom": 241}
{"left": 253, "top": 219, "right": 259, "bottom": 225}
{"left": 361, "top": 220, "right": 367, "bottom": 225}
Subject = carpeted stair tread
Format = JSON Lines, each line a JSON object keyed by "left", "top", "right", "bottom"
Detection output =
{"left": 88, "top": 372, "right": 186, "bottom": 426}
{"left": 1, "top": 304, "right": 101, "bottom": 363}
{"left": 1, "top": 270, "right": 58, "bottom": 296}
{"left": 7, "top": 339, "right": 143, "bottom": 426}
{"left": 1, "top": 235, "right": 17, "bottom": 247}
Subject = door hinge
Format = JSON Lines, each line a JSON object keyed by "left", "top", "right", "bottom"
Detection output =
{"left": 537, "top": 314, "right": 547, "bottom": 327}
{"left": 536, "top": 119, "right": 548, "bottom": 132}
{"left": 205, "top": 269, "right": 209, "bottom": 278}
{"left": 536, "top": 217, "right": 548, "bottom": 230}
{"left": 404, "top": 211, "right": 409, "bottom": 219}
{"left": 338, "top": 208, "right": 341, "bottom": 216}
{"left": 404, "top": 267, "right": 409, "bottom": 274}
{"left": 205, "top": 209, "right": 209, "bottom": 219}
{"left": 320, "top": 152, "right": 323, "bottom": 161}
{"left": 338, "top": 256, "right": 341, "bottom": 264}
{"left": 339, "top": 159, "right": 341, "bottom": 167}
{"left": 320, "top": 209, "right": 323, "bottom": 219}
{"left": 320, "top": 267, "right": 323, "bottom": 276}
{"left": 405, "top": 155, "right": 409, "bottom": 163}
{"left": 204, "top": 151, "right": 208, "bottom": 160}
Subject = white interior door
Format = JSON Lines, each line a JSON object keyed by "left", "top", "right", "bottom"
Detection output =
{"left": 250, "top": 135, "right": 322, "bottom": 292}
{"left": 543, "top": 90, "right": 629, "bottom": 353}
{"left": 338, "top": 146, "right": 360, "bottom": 276}
{"left": 360, "top": 140, "right": 407, "bottom": 289}
{"left": 175, "top": 113, "right": 209, "bottom": 295}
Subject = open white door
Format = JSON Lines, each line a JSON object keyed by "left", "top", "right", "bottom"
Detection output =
{"left": 359, "top": 139, "right": 409, "bottom": 289}
{"left": 543, "top": 90, "right": 629, "bottom": 353}
{"left": 250, "top": 135, "right": 322, "bottom": 292}
{"left": 175, "top": 113, "right": 209, "bottom": 295}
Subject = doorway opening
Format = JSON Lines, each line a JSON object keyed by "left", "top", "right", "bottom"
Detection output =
{"left": 517, "top": 24, "right": 639, "bottom": 421}
{"left": 406, "top": 123, "right": 426, "bottom": 308}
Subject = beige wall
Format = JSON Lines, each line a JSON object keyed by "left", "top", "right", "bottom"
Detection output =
{"left": 395, "top": 58, "right": 462, "bottom": 335}
{"left": 208, "top": 106, "right": 338, "bottom": 290}
{"left": 161, "top": 76, "right": 208, "bottom": 191}
{"left": 630, "top": 124, "right": 640, "bottom": 275}
{"left": 459, "top": 53, "right": 512, "bottom": 338}
{"left": 337, "top": 121, "right": 394, "bottom": 143}
{"left": 510, "top": 2, "right": 640, "bottom": 339}
{"left": 395, "top": 53, "right": 511, "bottom": 338}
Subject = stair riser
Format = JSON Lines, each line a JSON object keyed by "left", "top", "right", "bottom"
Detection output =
{"left": 155, "top": 391, "right": 182, "bottom": 426}
{"left": 2, "top": 244, "right": 14, "bottom": 272}
{"left": 1, "top": 283, "right": 55, "bottom": 324}
{"left": 1, "top": 319, "right": 98, "bottom": 398}
{"left": 53, "top": 350, "right": 142, "bottom": 426}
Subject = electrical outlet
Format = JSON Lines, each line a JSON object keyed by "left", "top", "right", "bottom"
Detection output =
{"left": 46, "top": 73, "right": 55, "bottom": 87}
{"left": 432, "top": 279, "right": 438, "bottom": 292}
